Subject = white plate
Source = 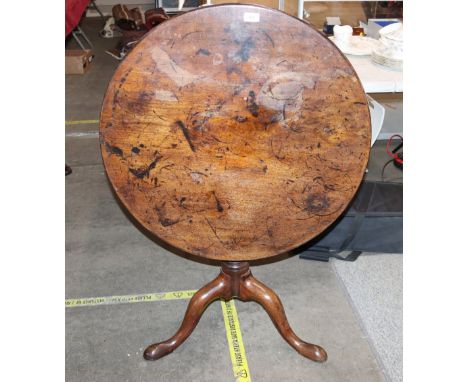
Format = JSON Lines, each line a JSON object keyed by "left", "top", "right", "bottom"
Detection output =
{"left": 371, "top": 51, "right": 403, "bottom": 70}
{"left": 371, "top": 42, "right": 403, "bottom": 70}
{"left": 329, "top": 36, "right": 379, "bottom": 56}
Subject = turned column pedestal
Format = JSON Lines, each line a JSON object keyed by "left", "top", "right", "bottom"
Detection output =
{"left": 143, "top": 262, "right": 327, "bottom": 362}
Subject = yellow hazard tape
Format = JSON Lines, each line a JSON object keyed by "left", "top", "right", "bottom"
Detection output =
{"left": 65, "top": 119, "right": 99, "bottom": 125}
{"left": 65, "top": 290, "right": 197, "bottom": 307}
{"left": 221, "top": 300, "right": 252, "bottom": 382}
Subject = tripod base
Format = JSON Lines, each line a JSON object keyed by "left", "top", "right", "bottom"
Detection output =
{"left": 143, "top": 262, "right": 327, "bottom": 362}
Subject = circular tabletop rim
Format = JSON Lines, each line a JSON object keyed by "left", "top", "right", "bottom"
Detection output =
{"left": 99, "top": 3, "right": 371, "bottom": 261}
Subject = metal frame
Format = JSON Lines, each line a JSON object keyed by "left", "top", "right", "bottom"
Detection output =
{"left": 72, "top": 25, "right": 93, "bottom": 51}
{"left": 88, "top": 0, "right": 105, "bottom": 19}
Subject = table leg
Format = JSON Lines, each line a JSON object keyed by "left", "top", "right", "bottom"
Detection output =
{"left": 143, "top": 261, "right": 327, "bottom": 362}
{"left": 143, "top": 273, "right": 228, "bottom": 360}
{"left": 240, "top": 272, "right": 327, "bottom": 362}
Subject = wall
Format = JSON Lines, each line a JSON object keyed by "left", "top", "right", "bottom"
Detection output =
{"left": 303, "top": 1, "right": 367, "bottom": 27}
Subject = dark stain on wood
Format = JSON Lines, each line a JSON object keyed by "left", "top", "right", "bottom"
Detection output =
{"left": 235, "top": 37, "right": 254, "bottom": 62}
{"left": 196, "top": 48, "right": 211, "bottom": 56}
{"left": 105, "top": 143, "right": 123, "bottom": 157}
{"left": 226, "top": 64, "right": 241, "bottom": 75}
{"left": 212, "top": 192, "right": 224, "bottom": 212}
{"left": 138, "top": 91, "right": 152, "bottom": 103}
{"left": 181, "top": 30, "right": 202, "bottom": 41}
{"left": 262, "top": 29, "right": 275, "bottom": 48}
{"left": 129, "top": 152, "right": 163, "bottom": 179}
{"left": 305, "top": 193, "right": 329, "bottom": 214}
{"left": 175, "top": 120, "right": 196, "bottom": 152}
{"left": 246, "top": 90, "right": 259, "bottom": 117}
{"left": 155, "top": 203, "right": 180, "bottom": 227}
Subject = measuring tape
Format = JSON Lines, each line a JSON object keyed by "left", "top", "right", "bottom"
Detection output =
{"left": 65, "top": 119, "right": 99, "bottom": 125}
{"left": 65, "top": 290, "right": 197, "bottom": 307}
{"left": 66, "top": 290, "right": 251, "bottom": 381}
{"left": 221, "top": 300, "right": 252, "bottom": 382}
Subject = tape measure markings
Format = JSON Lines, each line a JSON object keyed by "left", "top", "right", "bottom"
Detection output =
{"left": 65, "top": 290, "right": 253, "bottom": 381}
{"left": 65, "top": 290, "right": 197, "bottom": 307}
{"left": 65, "top": 119, "right": 99, "bottom": 125}
{"left": 221, "top": 300, "right": 252, "bottom": 382}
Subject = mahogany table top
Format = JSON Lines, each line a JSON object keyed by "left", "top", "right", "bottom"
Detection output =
{"left": 99, "top": 4, "right": 371, "bottom": 261}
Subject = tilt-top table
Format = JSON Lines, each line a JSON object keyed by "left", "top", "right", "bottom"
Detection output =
{"left": 99, "top": 4, "right": 371, "bottom": 363}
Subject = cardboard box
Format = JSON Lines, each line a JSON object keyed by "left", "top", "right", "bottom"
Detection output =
{"left": 65, "top": 50, "right": 93, "bottom": 75}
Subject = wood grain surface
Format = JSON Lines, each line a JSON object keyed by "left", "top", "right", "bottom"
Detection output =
{"left": 99, "top": 4, "right": 371, "bottom": 261}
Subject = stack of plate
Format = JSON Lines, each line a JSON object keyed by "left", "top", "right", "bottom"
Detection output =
{"left": 371, "top": 49, "right": 403, "bottom": 70}
{"left": 371, "top": 22, "right": 403, "bottom": 70}
{"left": 329, "top": 36, "right": 379, "bottom": 56}
{"left": 328, "top": 22, "right": 403, "bottom": 70}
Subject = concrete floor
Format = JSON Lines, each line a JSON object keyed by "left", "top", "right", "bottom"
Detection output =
{"left": 66, "top": 18, "right": 400, "bottom": 382}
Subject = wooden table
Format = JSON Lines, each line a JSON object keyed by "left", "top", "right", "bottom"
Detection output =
{"left": 100, "top": 4, "right": 370, "bottom": 363}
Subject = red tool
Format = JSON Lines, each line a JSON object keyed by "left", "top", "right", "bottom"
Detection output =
{"left": 386, "top": 134, "right": 403, "bottom": 169}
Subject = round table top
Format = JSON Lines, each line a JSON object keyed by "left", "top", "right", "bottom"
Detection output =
{"left": 100, "top": 4, "right": 371, "bottom": 261}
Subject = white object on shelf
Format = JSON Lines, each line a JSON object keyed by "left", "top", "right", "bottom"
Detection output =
{"left": 377, "top": 22, "right": 403, "bottom": 58}
{"left": 333, "top": 24, "right": 352, "bottom": 43}
{"left": 371, "top": 22, "right": 403, "bottom": 70}
{"left": 329, "top": 35, "right": 379, "bottom": 56}
{"left": 347, "top": 55, "right": 403, "bottom": 93}
{"left": 367, "top": 95, "right": 385, "bottom": 146}
{"left": 326, "top": 16, "right": 341, "bottom": 25}
{"left": 294, "top": 1, "right": 403, "bottom": 93}
{"left": 371, "top": 51, "right": 403, "bottom": 71}
{"left": 367, "top": 18, "right": 400, "bottom": 39}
